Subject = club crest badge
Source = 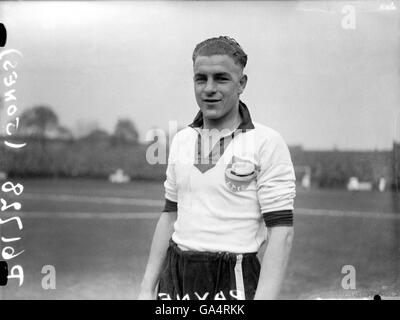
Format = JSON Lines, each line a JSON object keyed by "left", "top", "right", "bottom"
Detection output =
{"left": 225, "top": 156, "right": 259, "bottom": 192}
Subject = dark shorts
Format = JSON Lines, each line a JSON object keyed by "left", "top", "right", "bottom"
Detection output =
{"left": 157, "top": 239, "right": 261, "bottom": 300}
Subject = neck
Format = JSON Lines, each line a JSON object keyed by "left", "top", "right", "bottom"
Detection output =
{"left": 203, "top": 101, "right": 241, "bottom": 132}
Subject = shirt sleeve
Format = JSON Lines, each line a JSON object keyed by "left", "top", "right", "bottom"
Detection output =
{"left": 163, "top": 135, "right": 178, "bottom": 212}
{"left": 256, "top": 132, "right": 296, "bottom": 227}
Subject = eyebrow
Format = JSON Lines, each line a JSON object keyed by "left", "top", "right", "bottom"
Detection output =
{"left": 194, "top": 72, "right": 231, "bottom": 78}
{"left": 214, "top": 72, "right": 231, "bottom": 77}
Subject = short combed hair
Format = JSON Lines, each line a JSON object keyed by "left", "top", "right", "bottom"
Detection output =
{"left": 192, "top": 36, "right": 248, "bottom": 69}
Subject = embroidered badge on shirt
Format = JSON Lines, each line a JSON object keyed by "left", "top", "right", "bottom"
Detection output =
{"left": 225, "top": 156, "right": 259, "bottom": 192}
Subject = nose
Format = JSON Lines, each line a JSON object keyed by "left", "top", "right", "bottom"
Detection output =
{"left": 204, "top": 79, "right": 217, "bottom": 95}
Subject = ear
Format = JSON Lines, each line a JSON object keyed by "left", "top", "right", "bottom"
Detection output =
{"left": 238, "top": 74, "right": 248, "bottom": 94}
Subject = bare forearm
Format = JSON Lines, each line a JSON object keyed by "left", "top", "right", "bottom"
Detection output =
{"left": 140, "top": 211, "right": 177, "bottom": 293}
{"left": 254, "top": 227, "right": 294, "bottom": 300}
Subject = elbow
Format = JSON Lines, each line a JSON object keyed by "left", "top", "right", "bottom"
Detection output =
{"left": 269, "top": 226, "right": 294, "bottom": 249}
{"left": 278, "top": 227, "right": 294, "bottom": 249}
{"left": 160, "top": 211, "right": 177, "bottom": 228}
{"left": 285, "top": 227, "right": 294, "bottom": 241}
{"left": 284, "top": 227, "right": 294, "bottom": 248}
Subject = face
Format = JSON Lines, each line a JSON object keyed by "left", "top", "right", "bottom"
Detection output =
{"left": 193, "top": 55, "right": 247, "bottom": 123}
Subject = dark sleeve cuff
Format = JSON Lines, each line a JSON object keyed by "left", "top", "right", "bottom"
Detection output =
{"left": 262, "top": 210, "right": 293, "bottom": 227}
{"left": 162, "top": 198, "right": 177, "bottom": 212}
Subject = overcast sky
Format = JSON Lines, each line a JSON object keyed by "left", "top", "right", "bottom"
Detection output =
{"left": 0, "top": 1, "right": 399, "bottom": 150}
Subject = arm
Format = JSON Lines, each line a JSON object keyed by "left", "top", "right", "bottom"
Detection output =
{"left": 254, "top": 226, "right": 294, "bottom": 300}
{"left": 138, "top": 132, "right": 179, "bottom": 299}
{"left": 138, "top": 210, "right": 177, "bottom": 300}
{"left": 255, "top": 132, "right": 296, "bottom": 299}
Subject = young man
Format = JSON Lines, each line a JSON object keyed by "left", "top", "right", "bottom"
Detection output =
{"left": 139, "top": 36, "right": 296, "bottom": 300}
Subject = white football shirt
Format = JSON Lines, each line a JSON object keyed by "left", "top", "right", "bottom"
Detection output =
{"left": 163, "top": 101, "right": 296, "bottom": 253}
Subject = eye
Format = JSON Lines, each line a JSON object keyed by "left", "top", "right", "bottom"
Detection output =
{"left": 216, "top": 76, "right": 229, "bottom": 82}
{"left": 194, "top": 77, "right": 206, "bottom": 83}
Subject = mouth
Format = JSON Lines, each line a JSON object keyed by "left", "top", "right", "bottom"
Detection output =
{"left": 203, "top": 99, "right": 221, "bottom": 104}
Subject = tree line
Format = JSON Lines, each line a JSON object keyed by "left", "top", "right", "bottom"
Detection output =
{"left": 14, "top": 105, "right": 140, "bottom": 144}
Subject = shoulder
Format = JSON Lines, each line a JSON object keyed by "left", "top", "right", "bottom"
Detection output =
{"left": 250, "top": 122, "right": 292, "bottom": 163}
{"left": 252, "top": 121, "right": 282, "bottom": 137}
{"left": 171, "top": 127, "right": 196, "bottom": 143}
{"left": 251, "top": 122, "right": 288, "bottom": 146}
{"left": 168, "top": 126, "right": 197, "bottom": 152}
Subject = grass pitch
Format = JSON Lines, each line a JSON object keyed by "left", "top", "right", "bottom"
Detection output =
{"left": 0, "top": 178, "right": 399, "bottom": 299}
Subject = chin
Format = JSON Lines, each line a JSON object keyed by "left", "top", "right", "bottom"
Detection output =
{"left": 202, "top": 110, "right": 221, "bottom": 120}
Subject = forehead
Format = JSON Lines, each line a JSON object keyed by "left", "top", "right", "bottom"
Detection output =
{"left": 193, "top": 55, "right": 242, "bottom": 75}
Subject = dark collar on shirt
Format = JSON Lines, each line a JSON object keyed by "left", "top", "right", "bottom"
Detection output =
{"left": 188, "top": 100, "right": 255, "bottom": 130}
